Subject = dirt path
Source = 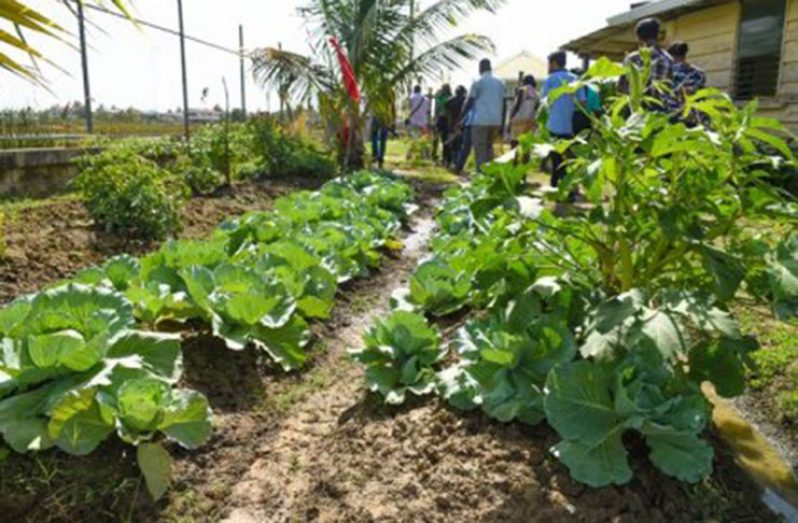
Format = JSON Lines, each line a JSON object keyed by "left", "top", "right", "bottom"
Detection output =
{"left": 222, "top": 214, "right": 436, "bottom": 523}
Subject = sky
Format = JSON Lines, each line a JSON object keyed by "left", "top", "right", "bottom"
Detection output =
{"left": 1, "top": 0, "right": 634, "bottom": 112}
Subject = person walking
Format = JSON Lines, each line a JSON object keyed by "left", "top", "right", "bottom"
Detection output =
{"left": 459, "top": 59, "right": 506, "bottom": 171}
{"left": 572, "top": 69, "right": 602, "bottom": 136}
{"left": 619, "top": 17, "right": 675, "bottom": 112}
{"left": 453, "top": 106, "right": 474, "bottom": 175}
{"left": 668, "top": 42, "right": 708, "bottom": 125}
{"left": 509, "top": 74, "right": 539, "bottom": 147}
{"left": 443, "top": 85, "right": 467, "bottom": 169}
{"left": 542, "top": 51, "right": 576, "bottom": 187}
{"left": 433, "top": 84, "right": 453, "bottom": 163}
{"left": 407, "top": 85, "right": 430, "bottom": 137}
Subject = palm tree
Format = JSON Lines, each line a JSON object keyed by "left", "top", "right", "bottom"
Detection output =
{"left": 1, "top": 0, "right": 132, "bottom": 80}
{"left": 251, "top": 0, "right": 506, "bottom": 169}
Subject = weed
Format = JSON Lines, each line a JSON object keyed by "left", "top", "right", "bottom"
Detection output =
{"left": 265, "top": 368, "right": 333, "bottom": 415}
{"left": 289, "top": 453, "right": 302, "bottom": 473}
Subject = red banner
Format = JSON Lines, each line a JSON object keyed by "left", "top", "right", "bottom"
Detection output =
{"left": 329, "top": 37, "right": 361, "bottom": 104}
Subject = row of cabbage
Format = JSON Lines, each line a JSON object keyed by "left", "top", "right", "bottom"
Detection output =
{"left": 353, "top": 81, "right": 798, "bottom": 488}
{"left": 0, "top": 171, "right": 415, "bottom": 498}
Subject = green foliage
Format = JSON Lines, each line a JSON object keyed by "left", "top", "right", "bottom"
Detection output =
{"left": 0, "top": 284, "right": 211, "bottom": 499}
{"left": 74, "top": 148, "right": 185, "bottom": 240}
{"left": 351, "top": 311, "right": 444, "bottom": 405}
{"left": 767, "top": 234, "right": 798, "bottom": 319}
{"left": 3, "top": 169, "right": 411, "bottom": 498}
{"left": 440, "top": 279, "right": 579, "bottom": 424}
{"left": 408, "top": 259, "right": 472, "bottom": 317}
{"left": 545, "top": 355, "right": 713, "bottom": 487}
{"left": 248, "top": 117, "right": 336, "bottom": 179}
{"left": 173, "top": 154, "right": 223, "bottom": 197}
{"left": 70, "top": 171, "right": 412, "bottom": 373}
{"left": 354, "top": 57, "right": 798, "bottom": 490}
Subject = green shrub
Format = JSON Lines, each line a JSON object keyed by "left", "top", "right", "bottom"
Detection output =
{"left": 75, "top": 149, "right": 185, "bottom": 240}
{"left": 249, "top": 116, "right": 335, "bottom": 179}
{"left": 172, "top": 154, "right": 223, "bottom": 196}
{"left": 189, "top": 123, "right": 253, "bottom": 182}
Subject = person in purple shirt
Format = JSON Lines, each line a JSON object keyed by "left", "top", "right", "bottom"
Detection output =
{"left": 542, "top": 50, "right": 577, "bottom": 187}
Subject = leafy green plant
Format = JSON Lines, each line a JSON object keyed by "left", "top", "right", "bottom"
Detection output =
{"left": 356, "top": 58, "right": 798, "bottom": 490}
{"left": 439, "top": 278, "right": 580, "bottom": 424}
{"left": 74, "top": 149, "right": 185, "bottom": 240}
{"left": 543, "top": 60, "right": 796, "bottom": 299}
{"left": 408, "top": 259, "right": 472, "bottom": 317}
{"left": 351, "top": 311, "right": 444, "bottom": 405}
{"left": 173, "top": 154, "right": 223, "bottom": 197}
{"left": 0, "top": 211, "right": 6, "bottom": 259}
{"left": 180, "top": 262, "right": 311, "bottom": 371}
{"left": 0, "top": 284, "right": 211, "bottom": 500}
{"left": 545, "top": 354, "right": 713, "bottom": 487}
{"left": 767, "top": 234, "right": 798, "bottom": 319}
{"left": 248, "top": 116, "right": 336, "bottom": 179}
{"left": 70, "top": 171, "right": 413, "bottom": 373}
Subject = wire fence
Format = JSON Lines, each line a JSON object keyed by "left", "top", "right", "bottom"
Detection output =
{"left": 2, "top": 1, "right": 262, "bottom": 144}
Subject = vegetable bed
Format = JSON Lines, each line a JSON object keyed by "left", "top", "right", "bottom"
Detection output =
{"left": 0, "top": 170, "right": 417, "bottom": 503}
{"left": 0, "top": 178, "right": 321, "bottom": 304}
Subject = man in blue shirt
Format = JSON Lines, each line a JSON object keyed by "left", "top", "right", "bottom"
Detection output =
{"left": 543, "top": 51, "right": 577, "bottom": 187}
{"left": 459, "top": 59, "right": 506, "bottom": 171}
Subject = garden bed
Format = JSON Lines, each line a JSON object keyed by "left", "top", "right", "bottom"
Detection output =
{"left": 0, "top": 179, "right": 780, "bottom": 522}
{"left": 0, "top": 176, "right": 322, "bottom": 303}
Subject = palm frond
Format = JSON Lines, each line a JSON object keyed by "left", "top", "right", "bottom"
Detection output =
{"left": 0, "top": 0, "right": 132, "bottom": 81}
{"left": 390, "top": 33, "right": 495, "bottom": 86}
{"left": 396, "top": 0, "right": 505, "bottom": 48}
{"left": 251, "top": 47, "right": 336, "bottom": 105}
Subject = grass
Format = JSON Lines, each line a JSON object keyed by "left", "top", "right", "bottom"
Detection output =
{"left": 0, "top": 192, "right": 77, "bottom": 214}
{"left": 264, "top": 363, "right": 337, "bottom": 415}
{"left": 738, "top": 306, "right": 798, "bottom": 421}
{"left": 0, "top": 448, "right": 143, "bottom": 522}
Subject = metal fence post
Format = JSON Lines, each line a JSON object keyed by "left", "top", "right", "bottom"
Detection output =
{"left": 177, "top": 0, "right": 190, "bottom": 141}
{"left": 239, "top": 24, "right": 247, "bottom": 119}
{"left": 77, "top": 1, "right": 93, "bottom": 134}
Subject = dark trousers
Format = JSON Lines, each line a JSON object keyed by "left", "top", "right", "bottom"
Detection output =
{"left": 549, "top": 132, "right": 573, "bottom": 187}
{"left": 371, "top": 125, "right": 389, "bottom": 168}
{"left": 455, "top": 126, "right": 473, "bottom": 174}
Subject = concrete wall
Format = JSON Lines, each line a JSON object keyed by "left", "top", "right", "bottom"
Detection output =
{"left": 0, "top": 147, "right": 97, "bottom": 198}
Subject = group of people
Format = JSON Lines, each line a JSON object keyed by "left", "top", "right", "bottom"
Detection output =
{"left": 373, "top": 16, "right": 707, "bottom": 183}
{"left": 545, "top": 17, "right": 708, "bottom": 187}
{"left": 405, "top": 59, "right": 535, "bottom": 174}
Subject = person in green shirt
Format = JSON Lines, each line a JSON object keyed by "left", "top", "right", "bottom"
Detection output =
{"left": 432, "top": 84, "right": 453, "bottom": 163}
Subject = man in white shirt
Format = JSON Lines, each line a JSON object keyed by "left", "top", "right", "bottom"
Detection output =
{"left": 459, "top": 59, "right": 506, "bottom": 171}
{"left": 407, "top": 85, "right": 430, "bottom": 137}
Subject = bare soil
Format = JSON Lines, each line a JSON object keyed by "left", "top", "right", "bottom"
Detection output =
{"left": 0, "top": 180, "right": 779, "bottom": 523}
{"left": 0, "top": 177, "right": 321, "bottom": 303}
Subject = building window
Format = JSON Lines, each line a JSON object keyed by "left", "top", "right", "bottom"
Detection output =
{"left": 735, "top": 0, "right": 787, "bottom": 100}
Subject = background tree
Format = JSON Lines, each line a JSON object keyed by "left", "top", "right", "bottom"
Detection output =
{"left": 251, "top": 0, "right": 505, "bottom": 169}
